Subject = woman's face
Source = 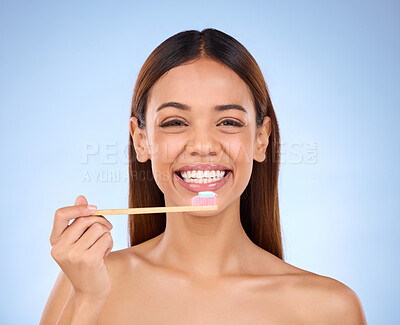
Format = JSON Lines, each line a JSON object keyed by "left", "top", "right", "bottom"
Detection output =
{"left": 130, "top": 57, "right": 271, "bottom": 212}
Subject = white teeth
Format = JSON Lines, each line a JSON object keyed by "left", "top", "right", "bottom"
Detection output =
{"left": 178, "top": 169, "right": 229, "bottom": 184}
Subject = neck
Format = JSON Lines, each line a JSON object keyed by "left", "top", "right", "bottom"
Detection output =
{"left": 149, "top": 198, "right": 256, "bottom": 279}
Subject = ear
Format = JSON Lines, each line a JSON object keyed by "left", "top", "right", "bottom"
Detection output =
{"left": 130, "top": 117, "right": 151, "bottom": 162}
{"left": 253, "top": 116, "right": 272, "bottom": 163}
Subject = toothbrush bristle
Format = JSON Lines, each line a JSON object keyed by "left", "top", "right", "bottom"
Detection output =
{"left": 191, "top": 191, "right": 217, "bottom": 206}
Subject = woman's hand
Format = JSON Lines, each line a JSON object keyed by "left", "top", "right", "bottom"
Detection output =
{"left": 49, "top": 195, "right": 114, "bottom": 301}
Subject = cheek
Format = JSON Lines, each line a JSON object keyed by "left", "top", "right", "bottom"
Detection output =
{"left": 163, "top": 137, "right": 187, "bottom": 163}
{"left": 151, "top": 133, "right": 185, "bottom": 162}
{"left": 224, "top": 135, "right": 254, "bottom": 167}
{"left": 150, "top": 135, "right": 186, "bottom": 187}
{"left": 229, "top": 136, "right": 254, "bottom": 191}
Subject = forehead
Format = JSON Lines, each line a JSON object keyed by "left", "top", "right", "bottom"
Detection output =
{"left": 147, "top": 58, "right": 254, "bottom": 112}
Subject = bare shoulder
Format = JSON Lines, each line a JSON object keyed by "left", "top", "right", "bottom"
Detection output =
{"left": 104, "top": 235, "right": 158, "bottom": 268}
{"left": 102, "top": 239, "right": 155, "bottom": 280}
{"left": 252, "top": 250, "right": 367, "bottom": 325}
{"left": 103, "top": 246, "right": 140, "bottom": 273}
{"left": 283, "top": 267, "right": 367, "bottom": 324}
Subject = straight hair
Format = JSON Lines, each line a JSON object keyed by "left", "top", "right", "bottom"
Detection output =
{"left": 128, "top": 28, "right": 283, "bottom": 259}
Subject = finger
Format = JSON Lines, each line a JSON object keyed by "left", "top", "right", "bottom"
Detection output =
{"left": 64, "top": 195, "right": 90, "bottom": 232}
{"left": 50, "top": 204, "right": 98, "bottom": 245}
{"left": 60, "top": 216, "right": 113, "bottom": 246}
{"left": 75, "top": 195, "right": 88, "bottom": 206}
{"left": 104, "top": 246, "right": 113, "bottom": 259}
{"left": 74, "top": 222, "right": 111, "bottom": 251}
{"left": 88, "top": 231, "right": 114, "bottom": 260}
{"left": 71, "top": 195, "right": 91, "bottom": 233}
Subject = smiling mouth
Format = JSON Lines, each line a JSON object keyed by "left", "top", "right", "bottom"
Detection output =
{"left": 174, "top": 170, "right": 232, "bottom": 184}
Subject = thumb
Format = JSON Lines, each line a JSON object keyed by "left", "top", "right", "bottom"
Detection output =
{"left": 74, "top": 195, "right": 88, "bottom": 206}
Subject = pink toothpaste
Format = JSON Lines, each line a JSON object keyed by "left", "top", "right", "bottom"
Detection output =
{"left": 191, "top": 191, "right": 217, "bottom": 206}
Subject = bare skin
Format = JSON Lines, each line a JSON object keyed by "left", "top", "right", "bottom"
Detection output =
{"left": 99, "top": 57, "right": 366, "bottom": 324}
{"left": 41, "top": 57, "right": 367, "bottom": 324}
{"left": 97, "top": 236, "right": 366, "bottom": 324}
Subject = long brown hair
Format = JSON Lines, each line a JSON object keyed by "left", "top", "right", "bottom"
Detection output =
{"left": 128, "top": 28, "right": 283, "bottom": 259}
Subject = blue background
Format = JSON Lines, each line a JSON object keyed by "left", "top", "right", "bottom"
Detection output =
{"left": 1, "top": 0, "right": 399, "bottom": 323}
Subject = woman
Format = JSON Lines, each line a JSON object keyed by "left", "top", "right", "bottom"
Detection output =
{"left": 41, "top": 28, "right": 367, "bottom": 324}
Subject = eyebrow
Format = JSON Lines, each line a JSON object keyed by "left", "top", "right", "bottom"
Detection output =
{"left": 155, "top": 102, "right": 248, "bottom": 114}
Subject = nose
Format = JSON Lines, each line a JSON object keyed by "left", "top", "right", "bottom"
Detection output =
{"left": 185, "top": 129, "right": 221, "bottom": 157}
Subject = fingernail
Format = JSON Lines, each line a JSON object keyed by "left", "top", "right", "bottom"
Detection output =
{"left": 87, "top": 205, "right": 97, "bottom": 210}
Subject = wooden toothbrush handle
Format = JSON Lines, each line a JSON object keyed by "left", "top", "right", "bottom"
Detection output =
{"left": 91, "top": 205, "right": 218, "bottom": 215}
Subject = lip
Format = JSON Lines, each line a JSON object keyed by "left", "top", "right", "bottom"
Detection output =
{"left": 175, "top": 163, "right": 232, "bottom": 173}
{"left": 174, "top": 170, "right": 232, "bottom": 193}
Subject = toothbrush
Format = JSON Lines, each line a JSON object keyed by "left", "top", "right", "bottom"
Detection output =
{"left": 91, "top": 191, "right": 218, "bottom": 215}
{"left": 191, "top": 191, "right": 217, "bottom": 206}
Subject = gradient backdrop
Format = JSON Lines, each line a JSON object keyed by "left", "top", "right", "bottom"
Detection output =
{"left": 1, "top": 0, "right": 399, "bottom": 324}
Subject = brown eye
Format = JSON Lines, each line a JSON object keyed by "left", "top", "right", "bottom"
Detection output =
{"left": 218, "top": 119, "right": 245, "bottom": 127}
{"left": 159, "top": 119, "right": 245, "bottom": 128}
{"left": 159, "top": 120, "right": 187, "bottom": 127}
